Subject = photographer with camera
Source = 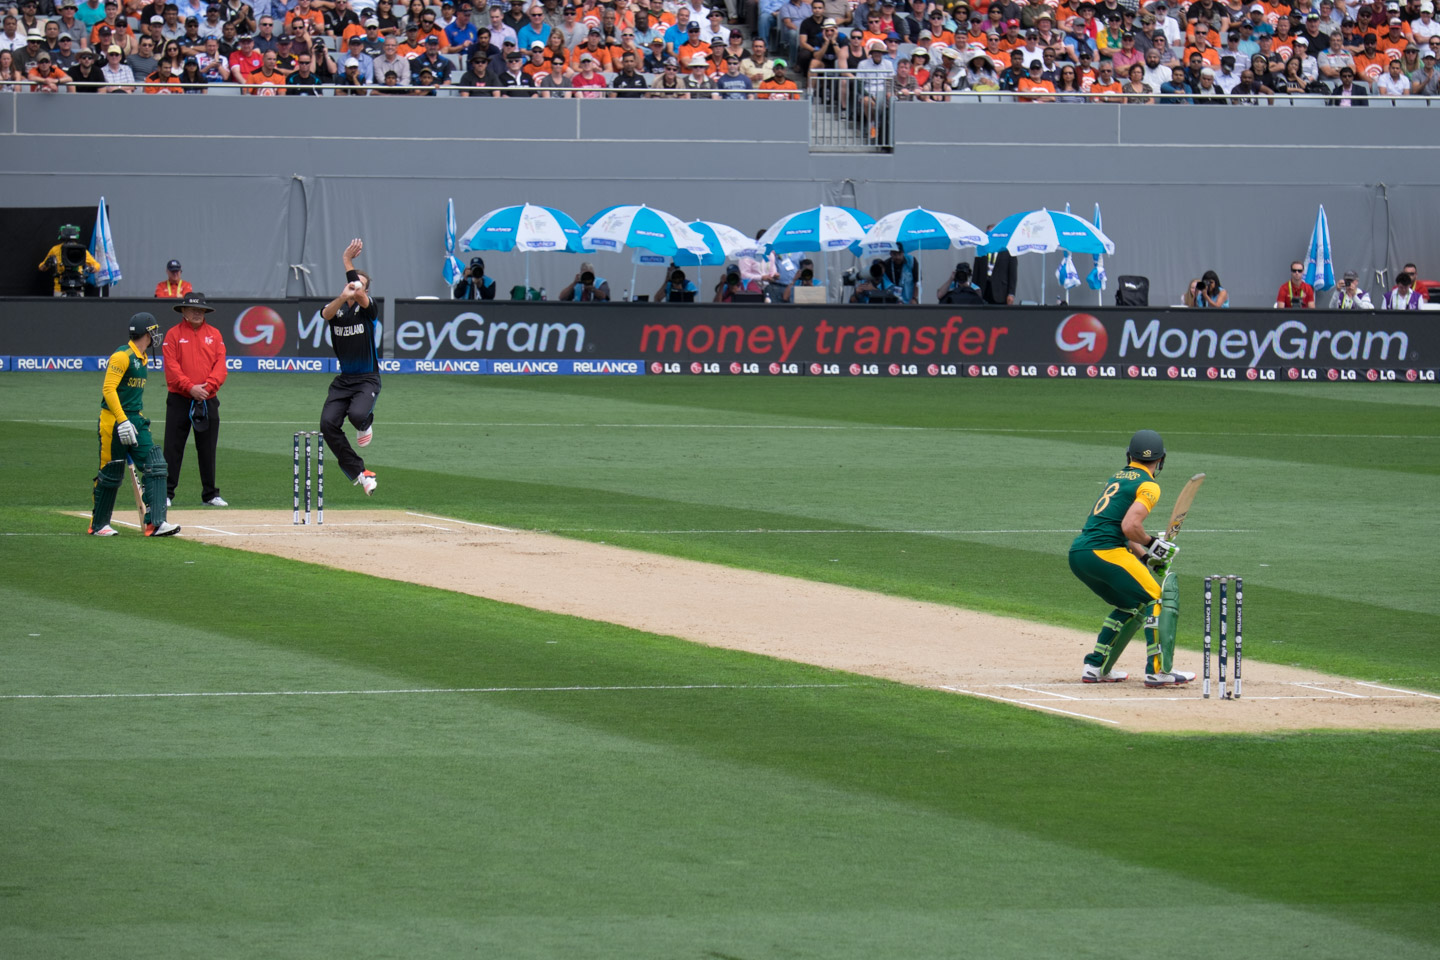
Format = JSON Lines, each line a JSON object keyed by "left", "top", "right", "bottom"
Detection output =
{"left": 937, "top": 261, "right": 986, "bottom": 305}
{"left": 453, "top": 255, "right": 496, "bottom": 300}
{"left": 39, "top": 224, "right": 100, "bottom": 297}
{"left": 713, "top": 266, "right": 762, "bottom": 302}
{"left": 560, "top": 261, "right": 610, "bottom": 301}
{"left": 1328, "top": 270, "right": 1372, "bottom": 309}
{"left": 879, "top": 243, "right": 920, "bottom": 305}
{"left": 848, "top": 260, "right": 898, "bottom": 303}
{"left": 1184, "top": 270, "right": 1228, "bottom": 308}
{"left": 654, "top": 266, "right": 698, "bottom": 303}
{"left": 783, "top": 260, "right": 819, "bottom": 303}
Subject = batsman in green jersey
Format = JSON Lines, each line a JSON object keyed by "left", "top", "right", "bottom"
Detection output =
{"left": 88, "top": 314, "right": 180, "bottom": 538}
{"left": 1070, "top": 430, "right": 1193, "bottom": 688}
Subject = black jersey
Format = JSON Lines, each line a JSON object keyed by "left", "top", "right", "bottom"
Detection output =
{"left": 330, "top": 297, "right": 380, "bottom": 376}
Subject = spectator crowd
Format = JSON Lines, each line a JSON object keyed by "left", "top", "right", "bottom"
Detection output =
{"left": 0, "top": 0, "right": 1434, "bottom": 99}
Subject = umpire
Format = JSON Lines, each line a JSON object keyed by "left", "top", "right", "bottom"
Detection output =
{"left": 162, "top": 293, "right": 228, "bottom": 507}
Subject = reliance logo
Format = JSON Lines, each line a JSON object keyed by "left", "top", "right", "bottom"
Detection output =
{"left": 416, "top": 359, "right": 483, "bottom": 373}
{"left": 258, "top": 358, "right": 325, "bottom": 372}
{"left": 18, "top": 357, "right": 84, "bottom": 370}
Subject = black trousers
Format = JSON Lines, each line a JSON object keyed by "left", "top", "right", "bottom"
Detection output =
{"left": 164, "top": 392, "right": 220, "bottom": 502}
{"left": 321, "top": 373, "right": 380, "bottom": 481}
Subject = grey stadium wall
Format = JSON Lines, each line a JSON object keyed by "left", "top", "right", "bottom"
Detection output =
{"left": 0, "top": 92, "right": 1436, "bottom": 309}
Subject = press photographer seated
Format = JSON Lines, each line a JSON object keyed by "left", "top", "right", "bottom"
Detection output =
{"left": 655, "top": 267, "right": 698, "bottom": 303}
{"left": 938, "top": 262, "right": 986, "bottom": 305}
{"left": 849, "top": 260, "right": 900, "bottom": 304}
{"left": 38, "top": 224, "right": 100, "bottom": 297}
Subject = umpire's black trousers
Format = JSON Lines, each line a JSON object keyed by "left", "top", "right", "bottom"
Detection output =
{"left": 164, "top": 391, "right": 221, "bottom": 502}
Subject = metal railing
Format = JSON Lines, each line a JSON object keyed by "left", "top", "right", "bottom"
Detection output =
{"left": 808, "top": 70, "right": 894, "bottom": 153}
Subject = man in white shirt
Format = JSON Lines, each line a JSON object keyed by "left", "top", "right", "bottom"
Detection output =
{"left": 1411, "top": 2, "right": 1440, "bottom": 43}
{"left": 372, "top": 36, "right": 410, "bottom": 84}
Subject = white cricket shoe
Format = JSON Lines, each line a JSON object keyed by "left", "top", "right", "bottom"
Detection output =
{"left": 145, "top": 521, "right": 181, "bottom": 537}
{"left": 1081, "top": 664, "right": 1128, "bottom": 683}
{"left": 1145, "top": 671, "right": 1193, "bottom": 688}
{"left": 88, "top": 523, "right": 119, "bottom": 537}
{"left": 355, "top": 470, "right": 377, "bottom": 496}
{"left": 356, "top": 425, "right": 373, "bottom": 447}
{"left": 1168, "top": 669, "right": 1197, "bottom": 683}
{"left": 204, "top": 496, "right": 229, "bottom": 507}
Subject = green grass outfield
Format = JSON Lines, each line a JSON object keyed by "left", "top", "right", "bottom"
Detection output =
{"left": 2, "top": 373, "right": 1438, "bottom": 958}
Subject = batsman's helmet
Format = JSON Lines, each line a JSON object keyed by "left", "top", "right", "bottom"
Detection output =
{"left": 1127, "top": 429, "right": 1166, "bottom": 469}
{"left": 128, "top": 312, "right": 160, "bottom": 344}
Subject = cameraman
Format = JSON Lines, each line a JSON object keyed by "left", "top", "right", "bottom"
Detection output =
{"left": 39, "top": 224, "right": 100, "bottom": 297}
{"left": 560, "top": 261, "right": 611, "bottom": 301}
{"left": 1328, "top": 270, "right": 1373, "bottom": 309}
{"left": 937, "top": 262, "right": 985, "bottom": 305}
{"left": 713, "top": 267, "right": 762, "bottom": 302}
{"left": 453, "top": 255, "right": 496, "bottom": 300}
{"left": 783, "top": 259, "right": 819, "bottom": 303}
{"left": 849, "top": 260, "right": 898, "bottom": 303}
{"left": 654, "top": 266, "right": 698, "bottom": 303}
{"left": 1184, "top": 270, "right": 1228, "bottom": 308}
{"left": 879, "top": 243, "right": 920, "bottom": 305}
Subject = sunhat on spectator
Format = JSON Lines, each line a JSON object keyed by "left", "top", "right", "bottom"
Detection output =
{"left": 107, "top": 44, "right": 122, "bottom": 54}
{"left": 690, "top": 51, "right": 707, "bottom": 64}
{"left": 365, "top": 17, "right": 380, "bottom": 26}
{"left": 345, "top": 56, "right": 360, "bottom": 66}
{"left": 865, "top": 37, "right": 885, "bottom": 50}
{"left": 426, "top": 35, "right": 440, "bottom": 43}
{"left": 1200, "top": 66, "right": 1214, "bottom": 77}
{"left": 149, "top": 14, "right": 163, "bottom": 23}
{"left": 35, "top": 51, "right": 50, "bottom": 61}
{"left": 530, "top": 39, "right": 544, "bottom": 48}
{"left": 578, "top": 51, "right": 596, "bottom": 62}
{"left": 822, "top": 16, "right": 836, "bottom": 26}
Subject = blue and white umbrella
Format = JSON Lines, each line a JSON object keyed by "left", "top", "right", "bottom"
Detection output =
{"left": 580, "top": 204, "right": 708, "bottom": 257}
{"left": 761, "top": 205, "right": 875, "bottom": 255}
{"left": 1304, "top": 204, "right": 1335, "bottom": 291}
{"left": 89, "top": 196, "right": 120, "bottom": 289}
{"left": 460, "top": 203, "right": 582, "bottom": 253}
{"left": 674, "top": 221, "right": 764, "bottom": 267}
{"left": 1085, "top": 202, "right": 1107, "bottom": 303}
{"left": 461, "top": 203, "right": 583, "bottom": 294}
{"left": 857, "top": 207, "right": 987, "bottom": 255}
{"left": 443, "top": 198, "right": 463, "bottom": 287}
{"left": 979, "top": 208, "right": 1115, "bottom": 256}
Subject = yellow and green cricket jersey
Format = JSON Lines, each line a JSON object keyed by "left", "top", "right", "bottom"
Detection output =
{"left": 100, "top": 343, "right": 148, "bottom": 422}
{"left": 1070, "top": 462, "right": 1160, "bottom": 553}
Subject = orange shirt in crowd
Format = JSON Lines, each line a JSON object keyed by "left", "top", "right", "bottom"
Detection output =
{"left": 286, "top": 10, "right": 324, "bottom": 33}
{"left": 245, "top": 68, "right": 285, "bottom": 94}
{"left": 758, "top": 77, "right": 799, "bottom": 98}
{"left": 1183, "top": 46, "right": 1221, "bottom": 67}
{"left": 1088, "top": 79, "right": 1123, "bottom": 100}
{"left": 1017, "top": 76, "right": 1055, "bottom": 100}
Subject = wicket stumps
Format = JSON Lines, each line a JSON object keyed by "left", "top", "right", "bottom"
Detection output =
{"left": 1203, "top": 575, "right": 1243, "bottom": 699}
{"left": 292, "top": 431, "right": 324, "bottom": 525}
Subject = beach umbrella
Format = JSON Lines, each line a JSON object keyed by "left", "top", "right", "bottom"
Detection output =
{"left": 580, "top": 204, "right": 708, "bottom": 257}
{"left": 856, "top": 207, "right": 987, "bottom": 255}
{"left": 580, "top": 204, "right": 708, "bottom": 298}
{"left": 89, "top": 196, "right": 121, "bottom": 290}
{"left": 978, "top": 208, "right": 1114, "bottom": 256}
{"left": 760, "top": 205, "right": 875, "bottom": 254}
{"left": 1304, "top": 204, "right": 1335, "bottom": 291}
{"left": 674, "top": 221, "right": 764, "bottom": 266}
{"left": 460, "top": 203, "right": 583, "bottom": 293}
{"left": 442, "top": 198, "right": 463, "bottom": 288}
{"left": 980, "top": 207, "right": 1113, "bottom": 304}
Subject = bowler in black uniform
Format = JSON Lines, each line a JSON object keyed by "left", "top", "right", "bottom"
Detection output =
{"left": 320, "top": 238, "right": 381, "bottom": 496}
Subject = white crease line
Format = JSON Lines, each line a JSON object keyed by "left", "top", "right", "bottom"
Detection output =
{"left": 191, "top": 525, "right": 241, "bottom": 537}
{"left": 0, "top": 682, "right": 856, "bottom": 702}
{"left": 543, "top": 528, "right": 1253, "bottom": 535}
{"left": 406, "top": 510, "right": 517, "bottom": 533}
{"left": 941, "top": 686, "right": 1121, "bottom": 725}
{"left": 1355, "top": 681, "right": 1440, "bottom": 701}
{"left": 1005, "top": 684, "right": 1081, "bottom": 701}
{"left": 1293, "top": 683, "right": 1366, "bottom": 698}
{"left": 1071, "top": 694, "right": 1416, "bottom": 702}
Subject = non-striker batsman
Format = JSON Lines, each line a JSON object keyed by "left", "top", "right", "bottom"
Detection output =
{"left": 88, "top": 314, "right": 180, "bottom": 538}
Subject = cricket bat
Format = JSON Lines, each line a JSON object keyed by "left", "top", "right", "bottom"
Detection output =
{"left": 1163, "top": 473, "right": 1205, "bottom": 542}
{"left": 128, "top": 463, "right": 147, "bottom": 528}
